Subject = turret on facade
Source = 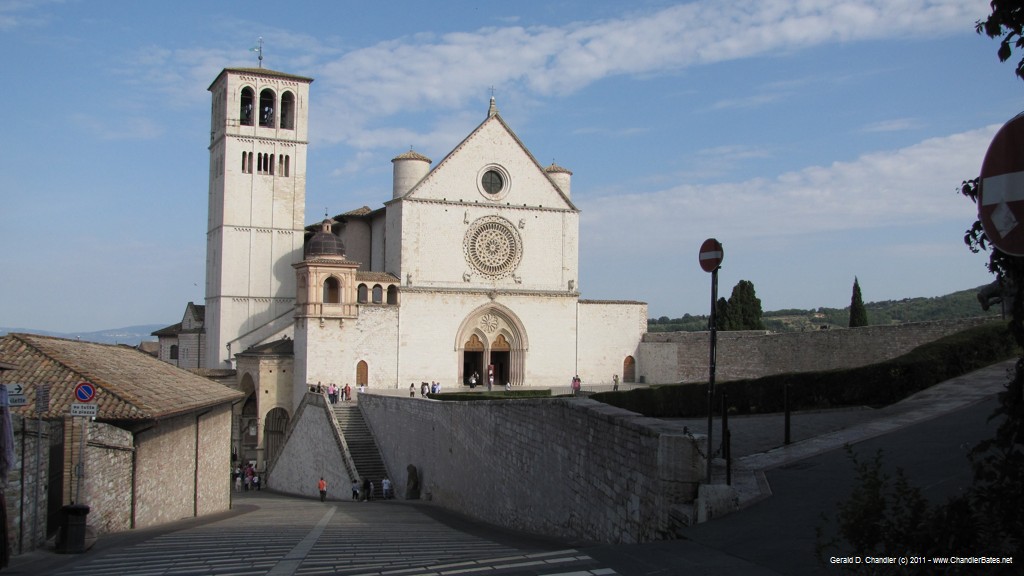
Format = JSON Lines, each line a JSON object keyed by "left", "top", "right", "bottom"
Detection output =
{"left": 391, "top": 150, "right": 431, "bottom": 198}
{"left": 545, "top": 162, "right": 573, "bottom": 198}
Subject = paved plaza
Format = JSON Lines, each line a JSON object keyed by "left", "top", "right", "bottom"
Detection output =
{"left": 7, "top": 360, "right": 1015, "bottom": 576}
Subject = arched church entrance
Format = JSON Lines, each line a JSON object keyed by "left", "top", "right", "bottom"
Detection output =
{"left": 455, "top": 305, "right": 528, "bottom": 387}
{"left": 462, "top": 334, "right": 484, "bottom": 386}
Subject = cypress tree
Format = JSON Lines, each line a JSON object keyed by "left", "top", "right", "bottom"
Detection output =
{"left": 849, "top": 277, "right": 868, "bottom": 327}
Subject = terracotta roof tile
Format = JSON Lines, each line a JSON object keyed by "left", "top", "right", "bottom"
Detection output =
{"left": 0, "top": 333, "right": 242, "bottom": 421}
{"left": 355, "top": 271, "right": 400, "bottom": 283}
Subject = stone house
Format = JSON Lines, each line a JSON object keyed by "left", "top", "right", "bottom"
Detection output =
{"left": 0, "top": 333, "right": 243, "bottom": 554}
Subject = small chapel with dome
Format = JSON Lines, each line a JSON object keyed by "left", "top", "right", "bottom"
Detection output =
{"left": 154, "top": 66, "right": 646, "bottom": 467}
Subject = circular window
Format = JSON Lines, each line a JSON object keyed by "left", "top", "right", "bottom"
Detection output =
{"left": 482, "top": 170, "right": 504, "bottom": 194}
{"left": 476, "top": 165, "right": 511, "bottom": 201}
{"left": 464, "top": 216, "right": 523, "bottom": 279}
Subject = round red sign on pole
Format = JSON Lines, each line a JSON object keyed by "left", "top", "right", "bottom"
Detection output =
{"left": 699, "top": 238, "right": 724, "bottom": 272}
{"left": 980, "top": 111, "right": 1024, "bottom": 256}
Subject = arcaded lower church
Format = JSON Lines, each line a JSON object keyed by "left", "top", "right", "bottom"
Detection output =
{"left": 157, "top": 66, "right": 646, "bottom": 467}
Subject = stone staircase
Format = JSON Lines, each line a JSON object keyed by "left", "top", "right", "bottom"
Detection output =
{"left": 332, "top": 403, "right": 390, "bottom": 499}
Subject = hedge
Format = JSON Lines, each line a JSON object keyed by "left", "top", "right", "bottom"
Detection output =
{"left": 591, "top": 322, "right": 1018, "bottom": 418}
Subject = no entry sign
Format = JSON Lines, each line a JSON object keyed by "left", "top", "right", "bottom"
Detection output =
{"left": 980, "top": 112, "right": 1024, "bottom": 255}
{"left": 699, "top": 238, "right": 724, "bottom": 272}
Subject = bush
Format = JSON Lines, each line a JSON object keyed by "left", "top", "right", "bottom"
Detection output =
{"left": 593, "top": 322, "right": 1018, "bottom": 417}
{"left": 430, "top": 389, "right": 553, "bottom": 401}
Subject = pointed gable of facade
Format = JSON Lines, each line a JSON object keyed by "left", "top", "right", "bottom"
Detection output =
{"left": 401, "top": 112, "right": 577, "bottom": 211}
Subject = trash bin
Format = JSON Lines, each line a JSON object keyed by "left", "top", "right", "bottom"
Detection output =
{"left": 55, "top": 504, "right": 90, "bottom": 554}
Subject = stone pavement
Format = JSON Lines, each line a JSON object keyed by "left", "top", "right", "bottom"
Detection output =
{"left": 10, "top": 492, "right": 619, "bottom": 576}
{"left": 670, "top": 358, "right": 1015, "bottom": 508}
{"left": 7, "top": 360, "right": 1014, "bottom": 576}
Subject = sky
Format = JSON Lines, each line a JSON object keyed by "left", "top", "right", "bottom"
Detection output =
{"left": 1, "top": 0, "right": 1021, "bottom": 333}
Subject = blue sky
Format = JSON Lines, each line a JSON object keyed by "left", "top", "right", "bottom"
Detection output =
{"left": 1, "top": 0, "right": 1019, "bottom": 332}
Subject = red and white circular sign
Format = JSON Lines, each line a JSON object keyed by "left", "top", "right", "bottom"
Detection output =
{"left": 980, "top": 111, "right": 1024, "bottom": 255}
{"left": 699, "top": 238, "right": 724, "bottom": 272}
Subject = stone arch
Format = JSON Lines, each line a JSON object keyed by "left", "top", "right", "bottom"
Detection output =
{"left": 323, "top": 276, "right": 341, "bottom": 303}
{"left": 356, "top": 360, "right": 368, "bottom": 386}
{"left": 623, "top": 355, "right": 636, "bottom": 383}
{"left": 455, "top": 303, "right": 528, "bottom": 387}
{"left": 238, "top": 373, "right": 258, "bottom": 465}
{"left": 262, "top": 407, "right": 289, "bottom": 469}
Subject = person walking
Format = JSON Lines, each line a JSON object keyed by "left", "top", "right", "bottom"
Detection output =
{"left": 318, "top": 477, "right": 327, "bottom": 502}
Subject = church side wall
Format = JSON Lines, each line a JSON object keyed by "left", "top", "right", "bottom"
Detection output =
{"left": 639, "top": 317, "right": 1000, "bottom": 384}
{"left": 299, "top": 305, "right": 400, "bottom": 395}
{"left": 359, "top": 394, "right": 704, "bottom": 544}
{"left": 577, "top": 301, "right": 647, "bottom": 386}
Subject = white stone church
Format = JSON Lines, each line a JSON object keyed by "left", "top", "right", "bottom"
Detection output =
{"left": 155, "top": 66, "right": 646, "bottom": 467}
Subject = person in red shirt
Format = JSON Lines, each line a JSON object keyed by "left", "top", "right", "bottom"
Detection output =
{"left": 318, "top": 477, "right": 327, "bottom": 502}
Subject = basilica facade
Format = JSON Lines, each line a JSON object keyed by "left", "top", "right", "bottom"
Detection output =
{"left": 157, "top": 66, "right": 646, "bottom": 467}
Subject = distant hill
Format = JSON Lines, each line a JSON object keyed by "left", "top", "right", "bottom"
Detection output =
{"left": 648, "top": 286, "right": 999, "bottom": 333}
{"left": 0, "top": 325, "right": 164, "bottom": 346}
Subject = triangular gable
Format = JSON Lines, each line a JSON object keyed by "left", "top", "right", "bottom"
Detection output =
{"left": 399, "top": 112, "right": 577, "bottom": 211}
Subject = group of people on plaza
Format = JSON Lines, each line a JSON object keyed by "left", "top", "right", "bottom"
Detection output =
{"left": 318, "top": 476, "right": 393, "bottom": 502}
{"left": 321, "top": 382, "right": 351, "bottom": 403}
{"left": 410, "top": 381, "right": 445, "bottom": 397}
{"left": 234, "top": 463, "right": 261, "bottom": 492}
{"left": 310, "top": 381, "right": 368, "bottom": 403}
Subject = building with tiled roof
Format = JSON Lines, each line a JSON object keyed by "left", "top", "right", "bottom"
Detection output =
{"left": 0, "top": 333, "right": 242, "bottom": 547}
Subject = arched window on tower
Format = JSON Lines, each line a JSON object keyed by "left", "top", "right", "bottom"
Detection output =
{"left": 259, "top": 88, "right": 275, "bottom": 127}
{"left": 372, "top": 285, "right": 383, "bottom": 304}
{"left": 241, "top": 151, "right": 248, "bottom": 174}
{"left": 323, "top": 277, "right": 341, "bottom": 304}
{"left": 280, "top": 91, "right": 295, "bottom": 130}
{"left": 386, "top": 285, "right": 398, "bottom": 305}
{"left": 357, "top": 284, "right": 368, "bottom": 304}
{"left": 240, "top": 87, "right": 254, "bottom": 126}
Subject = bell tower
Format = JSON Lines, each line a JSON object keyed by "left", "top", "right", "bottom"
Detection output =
{"left": 205, "top": 68, "right": 313, "bottom": 368}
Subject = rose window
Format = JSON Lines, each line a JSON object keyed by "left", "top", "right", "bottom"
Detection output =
{"left": 464, "top": 216, "right": 522, "bottom": 278}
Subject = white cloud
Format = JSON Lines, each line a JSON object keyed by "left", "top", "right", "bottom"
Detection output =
{"left": 303, "top": 0, "right": 982, "bottom": 151}
{"left": 582, "top": 125, "right": 996, "bottom": 248}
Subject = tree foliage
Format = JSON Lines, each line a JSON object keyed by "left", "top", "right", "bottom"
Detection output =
{"left": 720, "top": 280, "right": 764, "bottom": 330}
{"left": 848, "top": 277, "right": 868, "bottom": 327}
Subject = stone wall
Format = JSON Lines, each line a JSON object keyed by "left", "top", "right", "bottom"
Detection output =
{"left": 639, "top": 317, "right": 999, "bottom": 384}
{"left": 134, "top": 405, "right": 233, "bottom": 529}
{"left": 5, "top": 415, "right": 54, "bottom": 554}
{"left": 80, "top": 420, "right": 134, "bottom": 533}
{"left": 359, "top": 394, "right": 704, "bottom": 544}
{"left": 266, "top": 392, "right": 354, "bottom": 500}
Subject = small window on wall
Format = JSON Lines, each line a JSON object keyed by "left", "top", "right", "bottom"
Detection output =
{"left": 280, "top": 92, "right": 295, "bottom": 130}
{"left": 372, "top": 285, "right": 383, "bottom": 303}
{"left": 357, "top": 284, "right": 368, "bottom": 303}
{"left": 240, "top": 88, "right": 254, "bottom": 126}
{"left": 169, "top": 344, "right": 179, "bottom": 360}
{"left": 387, "top": 285, "right": 398, "bottom": 305}
{"left": 323, "top": 277, "right": 341, "bottom": 303}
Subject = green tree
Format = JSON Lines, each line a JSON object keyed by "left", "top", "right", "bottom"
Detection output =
{"left": 714, "top": 297, "right": 729, "bottom": 330}
{"left": 722, "top": 280, "right": 764, "bottom": 330}
{"left": 848, "top": 277, "right": 868, "bottom": 327}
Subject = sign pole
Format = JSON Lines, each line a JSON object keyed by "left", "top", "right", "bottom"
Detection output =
{"left": 698, "top": 238, "right": 724, "bottom": 485}
{"left": 707, "top": 266, "right": 718, "bottom": 484}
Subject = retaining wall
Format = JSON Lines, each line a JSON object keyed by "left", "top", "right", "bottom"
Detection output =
{"left": 358, "top": 394, "right": 704, "bottom": 544}
{"left": 639, "top": 317, "right": 999, "bottom": 384}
